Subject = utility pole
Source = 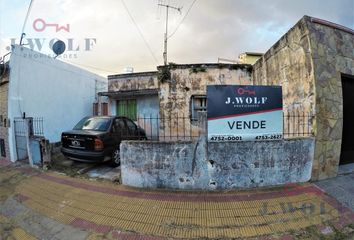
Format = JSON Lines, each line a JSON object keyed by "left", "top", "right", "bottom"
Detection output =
{"left": 158, "top": 3, "right": 181, "bottom": 65}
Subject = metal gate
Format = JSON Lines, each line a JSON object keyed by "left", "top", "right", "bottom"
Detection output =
{"left": 14, "top": 118, "right": 28, "bottom": 160}
{"left": 14, "top": 117, "right": 44, "bottom": 161}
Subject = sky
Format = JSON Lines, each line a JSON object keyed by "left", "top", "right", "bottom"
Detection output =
{"left": 0, "top": 0, "right": 353, "bottom": 76}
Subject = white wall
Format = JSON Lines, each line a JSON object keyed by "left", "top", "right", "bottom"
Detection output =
{"left": 8, "top": 45, "right": 107, "bottom": 161}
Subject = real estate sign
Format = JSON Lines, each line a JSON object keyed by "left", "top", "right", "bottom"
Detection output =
{"left": 207, "top": 85, "right": 283, "bottom": 142}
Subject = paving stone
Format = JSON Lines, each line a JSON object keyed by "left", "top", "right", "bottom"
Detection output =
{"left": 1, "top": 197, "right": 89, "bottom": 240}
{"left": 338, "top": 163, "right": 354, "bottom": 175}
{"left": 0, "top": 198, "right": 30, "bottom": 217}
{"left": 315, "top": 172, "right": 354, "bottom": 211}
{"left": 1, "top": 165, "right": 353, "bottom": 239}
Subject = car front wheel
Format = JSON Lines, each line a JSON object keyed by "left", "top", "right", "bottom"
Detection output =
{"left": 111, "top": 148, "right": 120, "bottom": 167}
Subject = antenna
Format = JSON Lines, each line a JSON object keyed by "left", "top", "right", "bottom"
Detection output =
{"left": 20, "top": 0, "right": 35, "bottom": 45}
{"left": 158, "top": 2, "right": 181, "bottom": 65}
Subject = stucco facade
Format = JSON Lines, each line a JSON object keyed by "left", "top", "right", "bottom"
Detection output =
{"left": 107, "top": 16, "right": 353, "bottom": 183}
{"left": 253, "top": 16, "right": 354, "bottom": 180}
{"left": 158, "top": 64, "right": 252, "bottom": 137}
{"left": 105, "top": 72, "right": 160, "bottom": 139}
{"left": 108, "top": 71, "right": 158, "bottom": 91}
{"left": 105, "top": 64, "right": 252, "bottom": 139}
{"left": 3, "top": 45, "right": 107, "bottom": 161}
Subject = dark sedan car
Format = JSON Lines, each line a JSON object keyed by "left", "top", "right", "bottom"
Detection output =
{"left": 61, "top": 116, "right": 146, "bottom": 166}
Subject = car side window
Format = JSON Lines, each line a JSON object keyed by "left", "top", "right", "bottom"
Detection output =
{"left": 125, "top": 119, "right": 137, "bottom": 133}
{"left": 113, "top": 119, "right": 127, "bottom": 135}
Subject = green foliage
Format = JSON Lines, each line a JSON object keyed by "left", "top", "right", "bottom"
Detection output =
{"left": 189, "top": 65, "right": 206, "bottom": 74}
{"left": 157, "top": 66, "right": 171, "bottom": 83}
{"left": 228, "top": 64, "right": 253, "bottom": 74}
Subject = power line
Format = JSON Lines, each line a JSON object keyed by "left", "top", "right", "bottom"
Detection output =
{"left": 156, "top": 0, "right": 162, "bottom": 20}
{"left": 121, "top": 0, "right": 159, "bottom": 64}
{"left": 168, "top": 0, "right": 197, "bottom": 39}
{"left": 62, "top": 60, "right": 119, "bottom": 74}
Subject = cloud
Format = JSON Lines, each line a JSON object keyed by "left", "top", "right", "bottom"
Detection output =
{"left": 1, "top": 0, "right": 353, "bottom": 76}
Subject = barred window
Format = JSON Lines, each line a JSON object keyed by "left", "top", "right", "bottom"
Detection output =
{"left": 190, "top": 95, "right": 207, "bottom": 121}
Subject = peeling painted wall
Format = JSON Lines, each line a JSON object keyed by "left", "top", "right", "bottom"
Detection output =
{"left": 121, "top": 138, "right": 314, "bottom": 190}
{"left": 107, "top": 64, "right": 252, "bottom": 140}
{"left": 158, "top": 64, "right": 252, "bottom": 138}
{"left": 253, "top": 17, "right": 315, "bottom": 119}
{"left": 208, "top": 139, "right": 314, "bottom": 188}
{"left": 108, "top": 72, "right": 158, "bottom": 91}
{"left": 121, "top": 141, "right": 209, "bottom": 189}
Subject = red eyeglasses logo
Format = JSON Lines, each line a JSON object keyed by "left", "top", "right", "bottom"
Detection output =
{"left": 237, "top": 87, "right": 256, "bottom": 95}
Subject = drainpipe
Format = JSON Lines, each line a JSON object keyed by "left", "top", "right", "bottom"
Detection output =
{"left": 25, "top": 118, "right": 34, "bottom": 167}
{"left": 97, "top": 95, "right": 102, "bottom": 116}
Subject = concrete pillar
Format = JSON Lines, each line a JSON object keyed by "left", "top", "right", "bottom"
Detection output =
{"left": 194, "top": 111, "right": 209, "bottom": 189}
{"left": 197, "top": 111, "right": 207, "bottom": 138}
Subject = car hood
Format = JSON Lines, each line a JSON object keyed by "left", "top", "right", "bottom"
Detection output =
{"left": 62, "top": 130, "right": 106, "bottom": 136}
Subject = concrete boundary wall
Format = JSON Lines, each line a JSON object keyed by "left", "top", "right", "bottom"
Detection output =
{"left": 121, "top": 138, "right": 315, "bottom": 190}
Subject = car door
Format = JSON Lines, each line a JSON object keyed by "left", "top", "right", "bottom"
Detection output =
{"left": 125, "top": 118, "right": 140, "bottom": 140}
{"left": 112, "top": 118, "right": 129, "bottom": 146}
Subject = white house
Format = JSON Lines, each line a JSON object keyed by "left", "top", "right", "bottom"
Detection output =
{"left": 0, "top": 45, "right": 107, "bottom": 162}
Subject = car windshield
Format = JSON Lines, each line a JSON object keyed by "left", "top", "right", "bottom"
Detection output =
{"left": 73, "top": 117, "right": 111, "bottom": 131}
